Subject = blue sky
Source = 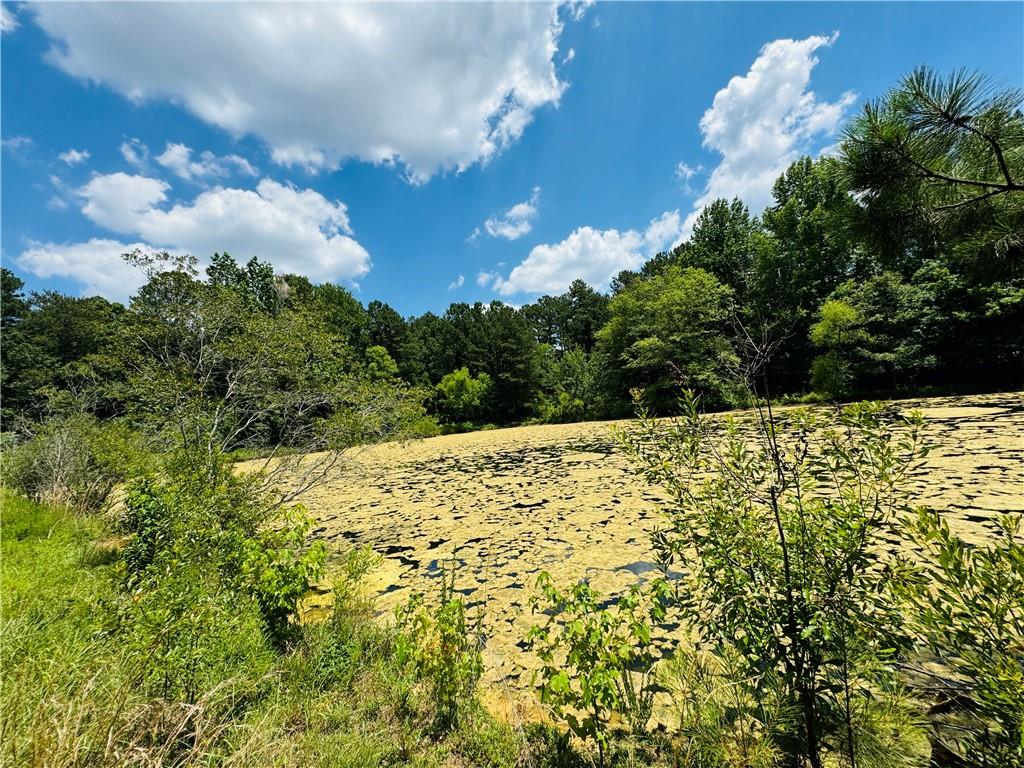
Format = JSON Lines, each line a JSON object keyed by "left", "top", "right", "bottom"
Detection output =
{"left": 2, "top": 2, "right": 1022, "bottom": 315}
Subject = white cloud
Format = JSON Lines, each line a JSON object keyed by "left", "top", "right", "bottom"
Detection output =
{"left": 2, "top": 136, "right": 32, "bottom": 153}
{"left": 482, "top": 186, "right": 541, "bottom": 240}
{"left": 120, "top": 138, "right": 149, "bottom": 167}
{"left": 447, "top": 274, "right": 465, "bottom": 291}
{"left": 684, "top": 33, "right": 856, "bottom": 233}
{"left": 642, "top": 210, "right": 685, "bottom": 253}
{"left": 74, "top": 173, "right": 371, "bottom": 283}
{"left": 33, "top": 3, "right": 581, "bottom": 182}
{"left": 1, "top": 3, "right": 19, "bottom": 34}
{"left": 566, "top": 1, "right": 594, "bottom": 22}
{"left": 485, "top": 210, "right": 684, "bottom": 295}
{"left": 78, "top": 172, "right": 170, "bottom": 232}
{"left": 18, "top": 173, "right": 372, "bottom": 301}
{"left": 675, "top": 162, "right": 700, "bottom": 182}
{"left": 17, "top": 239, "right": 154, "bottom": 302}
{"left": 58, "top": 148, "right": 90, "bottom": 166}
{"left": 155, "top": 142, "right": 257, "bottom": 181}
{"left": 675, "top": 161, "right": 703, "bottom": 194}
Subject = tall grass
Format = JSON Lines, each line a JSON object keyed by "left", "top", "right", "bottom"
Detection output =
{"left": 0, "top": 489, "right": 542, "bottom": 767}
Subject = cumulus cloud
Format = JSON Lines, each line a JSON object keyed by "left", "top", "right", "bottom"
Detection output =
{"left": 485, "top": 210, "right": 684, "bottom": 296}
{"left": 448, "top": 274, "right": 465, "bottom": 291}
{"left": 684, "top": 33, "right": 856, "bottom": 233}
{"left": 18, "top": 173, "right": 371, "bottom": 301}
{"left": 58, "top": 148, "right": 91, "bottom": 166}
{"left": 32, "top": 3, "right": 581, "bottom": 182}
{"left": 155, "top": 142, "right": 258, "bottom": 181}
{"left": 480, "top": 186, "right": 542, "bottom": 241}
{"left": 18, "top": 238, "right": 155, "bottom": 302}
{"left": 79, "top": 172, "right": 170, "bottom": 232}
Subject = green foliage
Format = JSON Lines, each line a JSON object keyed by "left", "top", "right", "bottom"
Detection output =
{"left": 536, "top": 347, "right": 609, "bottom": 423}
{"left": 309, "top": 281, "right": 368, "bottom": 346}
{"left": 902, "top": 510, "right": 1024, "bottom": 766}
{"left": 652, "top": 198, "right": 761, "bottom": 299}
{"left": 206, "top": 252, "right": 281, "bottom": 312}
{"left": 524, "top": 280, "right": 611, "bottom": 354}
{"left": 365, "top": 344, "right": 400, "bottom": 380}
{"left": 598, "top": 266, "right": 740, "bottom": 410}
{"left": 3, "top": 412, "right": 150, "bottom": 512}
{"left": 1, "top": 267, "right": 30, "bottom": 327}
{"left": 395, "top": 566, "right": 484, "bottom": 731}
{"left": 842, "top": 67, "right": 1024, "bottom": 275}
{"left": 0, "top": 289, "right": 127, "bottom": 420}
{"left": 755, "top": 156, "right": 863, "bottom": 390}
{"left": 620, "top": 392, "right": 930, "bottom": 767}
{"left": 809, "top": 299, "right": 868, "bottom": 399}
{"left": 434, "top": 366, "right": 492, "bottom": 425}
{"left": 527, "top": 574, "right": 670, "bottom": 762}
{"left": 119, "top": 452, "right": 325, "bottom": 649}
{"left": 1, "top": 489, "right": 537, "bottom": 768}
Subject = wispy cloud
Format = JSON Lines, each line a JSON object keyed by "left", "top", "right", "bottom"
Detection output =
{"left": 474, "top": 186, "right": 542, "bottom": 242}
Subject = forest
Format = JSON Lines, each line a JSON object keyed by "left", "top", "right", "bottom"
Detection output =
{"left": 1, "top": 68, "right": 1022, "bottom": 768}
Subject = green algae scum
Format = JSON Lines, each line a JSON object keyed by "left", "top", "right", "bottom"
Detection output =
{"left": 272, "top": 392, "right": 1024, "bottom": 718}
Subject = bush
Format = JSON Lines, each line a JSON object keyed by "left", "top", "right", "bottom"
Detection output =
{"left": 3, "top": 414, "right": 148, "bottom": 513}
{"left": 407, "top": 414, "right": 442, "bottom": 438}
{"left": 119, "top": 450, "right": 326, "bottom": 652}
{"left": 659, "top": 646, "right": 790, "bottom": 768}
{"left": 0, "top": 489, "right": 258, "bottom": 767}
{"left": 902, "top": 510, "right": 1024, "bottom": 766}
{"left": 526, "top": 575, "right": 670, "bottom": 764}
{"left": 434, "top": 367, "right": 491, "bottom": 425}
{"left": 619, "top": 392, "right": 930, "bottom": 767}
{"left": 395, "top": 565, "right": 484, "bottom": 732}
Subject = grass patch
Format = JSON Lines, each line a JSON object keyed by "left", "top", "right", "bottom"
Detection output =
{"left": 0, "top": 488, "right": 557, "bottom": 767}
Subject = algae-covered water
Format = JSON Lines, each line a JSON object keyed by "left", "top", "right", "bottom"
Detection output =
{"left": 284, "top": 392, "right": 1023, "bottom": 715}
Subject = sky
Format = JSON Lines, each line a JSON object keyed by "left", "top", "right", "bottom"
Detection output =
{"left": 2, "top": 2, "right": 1022, "bottom": 316}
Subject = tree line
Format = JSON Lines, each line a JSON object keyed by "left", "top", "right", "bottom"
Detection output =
{"left": 3, "top": 66, "right": 1022, "bottom": 437}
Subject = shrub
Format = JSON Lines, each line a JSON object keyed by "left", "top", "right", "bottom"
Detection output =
{"left": 902, "top": 510, "right": 1024, "bottom": 766}
{"left": 659, "top": 646, "right": 790, "bottom": 768}
{"left": 526, "top": 574, "right": 670, "bottom": 764}
{"left": 434, "top": 367, "right": 491, "bottom": 425}
{"left": 407, "top": 415, "right": 442, "bottom": 438}
{"left": 619, "top": 391, "right": 930, "bottom": 767}
{"left": 395, "top": 565, "right": 484, "bottom": 731}
{"left": 3, "top": 414, "right": 148, "bottom": 513}
{"left": 118, "top": 450, "right": 326, "bottom": 654}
